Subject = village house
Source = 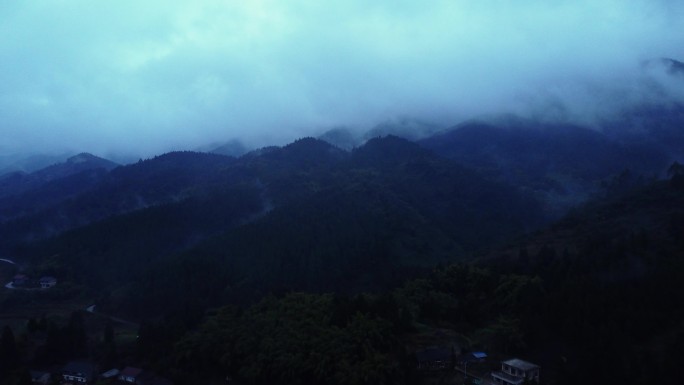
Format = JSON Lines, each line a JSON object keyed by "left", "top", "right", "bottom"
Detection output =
{"left": 62, "top": 361, "right": 96, "bottom": 385}
{"left": 100, "top": 368, "right": 120, "bottom": 381}
{"left": 491, "top": 358, "right": 540, "bottom": 385}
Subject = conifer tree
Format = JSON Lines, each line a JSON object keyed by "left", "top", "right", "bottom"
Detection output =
{"left": 0, "top": 326, "right": 18, "bottom": 376}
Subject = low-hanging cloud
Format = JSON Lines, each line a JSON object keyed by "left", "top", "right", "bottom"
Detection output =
{"left": 1, "top": 0, "right": 683, "bottom": 159}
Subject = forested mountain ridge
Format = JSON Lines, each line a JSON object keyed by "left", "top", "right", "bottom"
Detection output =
{"left": 13, "top": 136, "right": 542, "bottom": 318}
{"left": 0, "top": 153, "right": 119, "bottom": 221}
{"left": 2, "top": 134, "right": 683, "bottom": 385}
{"left": 418, "top": 112, "right": 684, "bottom": 217}
{"left": 0, "top": 152, "right": 239, "bottom": 252}
{"left": 0, "top": 153, "right": 117, "bottom": 197}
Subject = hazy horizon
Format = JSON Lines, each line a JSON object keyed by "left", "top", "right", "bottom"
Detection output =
{"left": 2, "top": 1, "right": 684, "bottom": 161}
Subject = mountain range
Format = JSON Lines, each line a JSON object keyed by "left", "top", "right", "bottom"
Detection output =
{"left": 1, "top": 94, "right": 684, "bottom": 384}
{"left": 1, "top": 101, "right": 682, "bottom": 304}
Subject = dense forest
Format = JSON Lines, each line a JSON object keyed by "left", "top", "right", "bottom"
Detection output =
{"left": 5, "top": 174, "right": 681, "bottom": 384}
{"left": 158, "top": 176, "right": 684, "bottom": 384}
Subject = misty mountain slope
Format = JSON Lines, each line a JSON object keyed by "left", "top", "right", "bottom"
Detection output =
{"left": 0, "top": 152, "right": 240, "bottom": 250}
{"left": 1, "top": 140, "right": 347, "bottom": 254}
{"left": 318, "top": 127, "right": 359, "bottom": 150}
{"left": 0, "top": 153, "right": 74, "bottom": 177}
{"left": 599, "top": 59, "right": 684, "bottom": 166}
{"left": 363, "top": 118, "right": 443, "bottom": 142}
{"left": 247, "top": 137, "right": 347, "bottom": 173}
{"left": 235, "top": 137, "right": 350, "bottom": 205}
{"left": 484, "top": 178, "right": 684, "bottom": 272}
{"left": 0, "top": 168, "right": 110, "bottom": 222}
{"left": 12, "top": 141, "right": 347, "bottom": 286}
{"left": 195, "top": 138, "right": 249, "bottom": 157}
{"left": 9, "top": 135, "right": 546, "bottom": 319}
{"left": 16, "top": 140, "right": 353, "bottom": 286}
{"left": 103, "top": 136, "right": 543, "bottom": 316}
{"left": 0, "top": 153, "right": 118, "bottom": 199}
{"left": 601, "top": 102, "right": 684, "bottom": 164}
{"left": 23, "top": 181, "right": 266, "bottom": 291}
{"left": 418, "top": 116, "right": 669, "bottom": 216}
{"left": 352, "top": 136, "right": 543, "bottom": 246}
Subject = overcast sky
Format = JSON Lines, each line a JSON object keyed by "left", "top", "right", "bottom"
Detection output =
{"left": 1, "top": 1, "right": 683, "bottom": 159}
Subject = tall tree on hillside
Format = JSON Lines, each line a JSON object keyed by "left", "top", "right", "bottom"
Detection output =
{"left": 669, "top": 161, "right": 684, "bottom": 188}
{"left": 17, "top": 369, "right": 32, "bottom": 385}
{"left": 104, "top": 320, "right": 114, "bottom": 344}
{"left": 101, "top": 320, "right": 117, "bottom": 367}
{"left": 66, "top": 311, "right": 87, "bottom": 356}
{"left": 0, "top": 326, "right": 18, "bottom": 376}
{"left": 668, "top": 161, "right": 684, "bottom": 177}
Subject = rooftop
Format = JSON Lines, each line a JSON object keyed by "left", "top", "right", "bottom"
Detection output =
{"left": 502, "top": 358, "right": 539, "bottom": 371}
{"left": 457, "top": 351, "right": 488, "bottom": 363}
{"left": 101, "top": 369, "right": 120, "bottom": 378}
{"left": 120, "top": 366, "right": 144, "bottom": 378}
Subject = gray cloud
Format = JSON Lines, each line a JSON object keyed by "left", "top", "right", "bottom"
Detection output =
{"left": 1, "top": 0, "right": 683, "bottom": 159}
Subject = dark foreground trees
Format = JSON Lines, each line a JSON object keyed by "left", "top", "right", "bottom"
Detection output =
{"left": 174, "top": 293, "right": 408, "bottom": 385}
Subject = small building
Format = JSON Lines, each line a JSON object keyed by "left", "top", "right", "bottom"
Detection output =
{"left": 29, "top": 370, "right": 50, "bottom": 385}
{"left": 458, "top": 351, "right": 488, "bottom": 364}
{"left": 416, "top": 346, "right": 455, "bottom": 370}
{"left": 62, "top": 361, "right": 96, "bottom": 384}
{"left": 119, "top": 366, "right": 144, "bottom": 383}
{"left": 12, "top": 274, "right": 28, "bottom": 286}
{"left": 491, "top": 358, "right": 540, "bottom": 385}
{"left": 39, "top": 276, "right": 57, "bottom": 289}
{"left": 100, "top": 368, "right": 120, "bottom": 380}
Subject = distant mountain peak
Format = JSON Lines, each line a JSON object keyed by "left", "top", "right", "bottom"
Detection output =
{"left": 67, "top": 152, "right": 105, "bottom": 164}
{"left": 318, "top": 128, "right": 359, "bottom": 150}
{"left": 362, "top": 134, "right": 425, "bottom": 150}
{"left": 362, "top": 117, "right": 443, "bottom": 141}
{"left": 275, "top": 137, "right": 347, "bottom": 163}
{"left": 0, "top": 152, "right": 119, "bottom": 201}
{"left": 208, "top": 139, "right": 248, "bottom": 157}
{"left": 38, "top": 152, "right": 117, "bottom": 173}
{"left": 284, "top": 136, "right": 337, "bottom": 150}
{"left": 353, "top": 135, "right": 431, "bottom": 165}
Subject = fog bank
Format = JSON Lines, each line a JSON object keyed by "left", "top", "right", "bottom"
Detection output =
{"left": 1, "top": 0, "right": 683, "bottom": 159}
